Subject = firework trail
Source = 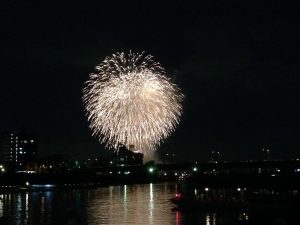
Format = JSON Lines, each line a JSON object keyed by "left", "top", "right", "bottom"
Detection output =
{"left": 83, "top": 51, "right": 183, "bottom": 154}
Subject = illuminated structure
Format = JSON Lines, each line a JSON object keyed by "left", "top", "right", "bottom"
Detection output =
{"left": 210, "top": 151, "right": 221, "bottom": 163}
{"left": 112, "top": 144, "right": 143, "bottom": 166}
{"left": 0, "top": 132, "right": 37, "bottom": 170}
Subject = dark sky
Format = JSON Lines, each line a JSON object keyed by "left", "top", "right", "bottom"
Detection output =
{"left": 1, "top": 1, "right": 300, "bottom": 161}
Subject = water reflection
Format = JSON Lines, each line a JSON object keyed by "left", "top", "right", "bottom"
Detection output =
{"left": 40, "top": 195, "right": 45, "bottom": 224}
{"left": 149, "top": 183, "right": 154, "bottom": 225}
{"left": 25, "top": 193, "right": 29, "bottom": 224}
{"left": 14, "top": 193, "right": 30, "bottom": 224}
{"left": 0, "top": 183, "right": 299, "bottom": 224}
{"left": 204, "top": 213, "right": 216, "bottom": 225}
{"left": 176, "top": 211, "right": 181, "bottom": 225}
{"left": 205, "top": 213, "right": 210, "bottom": 225}
{"left": 124, "top": 185, "right": 127, "bottom": 202}
{"left": 123, "top": 185, "right": 127, "bottom": 221}
{"left": 0, "top": 194, "right": 3, "bottom": 218}
{"left": 86, "top": 183, "right": 175, "bottom": 225}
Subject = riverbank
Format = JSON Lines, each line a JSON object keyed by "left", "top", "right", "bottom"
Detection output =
{"left": 0, "top": 169, "right": 176, "bottom": 193}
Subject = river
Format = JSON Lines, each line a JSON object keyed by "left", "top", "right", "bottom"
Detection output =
{"left": 0, "top": 182, "right": 296, "bottom": 225}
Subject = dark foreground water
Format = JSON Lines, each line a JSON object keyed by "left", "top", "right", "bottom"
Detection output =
{"left": 0, "top": 183, "right": 298, "bottom": 225}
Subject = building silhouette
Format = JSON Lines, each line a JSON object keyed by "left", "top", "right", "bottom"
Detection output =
{"left": 0, "top": 132, "right": 37, "bottom": 171}
{"left": 112, "top": 144, "right": 143, "bottom": 166}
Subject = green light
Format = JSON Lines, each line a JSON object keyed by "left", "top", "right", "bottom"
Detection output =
{"left": 75, "top": 161, "right": 80, "bottom": 169}
{"left": 148, "top": 167, "right": 154, "bottom": 173}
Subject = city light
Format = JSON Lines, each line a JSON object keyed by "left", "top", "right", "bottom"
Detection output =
{"left": 148, "top": 167, "right": 154, "bottom": 173}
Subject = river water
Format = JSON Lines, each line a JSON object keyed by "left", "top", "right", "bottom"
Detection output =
{"left": 0, "top": 182, "right": 297, "bottom": 225}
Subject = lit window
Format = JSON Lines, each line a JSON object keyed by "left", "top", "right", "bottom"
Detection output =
{"left": 30, "top": 140, "right": 34, "bottom": 143}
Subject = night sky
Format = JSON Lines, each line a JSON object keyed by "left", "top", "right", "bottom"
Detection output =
{"left": 1, "top": 1, "right": 300, "bottom": 161}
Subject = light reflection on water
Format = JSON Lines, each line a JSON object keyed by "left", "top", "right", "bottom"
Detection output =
{"left": 87, "top": 183, "right": 175, "bottom": 225}
{"left": 205, "top": 213, "right": 216, "bottom": 225}
{"left": 0, "top": 194, "right": 3, "bottom": 218}
{"left": 0, "top": 183, "right": 298, "bottom": 225}
{"left": 149, "top": 183, "right": 153, "bottom": 225}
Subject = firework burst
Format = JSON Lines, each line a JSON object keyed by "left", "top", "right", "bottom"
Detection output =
{"left": 83, "top": 51, "right": 183, "bottom": 154}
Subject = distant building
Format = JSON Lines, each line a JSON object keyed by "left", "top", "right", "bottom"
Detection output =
{"left": 209, "top": 151, "right": 221, "bottom": 163}
{"left": 0, "top": 132, "right": 37, "bottom": 170}
{"left": 112, "top": 144, "right": 143, "bottom": 166}
{"left": 82, "top": 156, "right": 110, "bottom": 169}
{"left": 38, "top": 154, "right": 72, "bottom": 172}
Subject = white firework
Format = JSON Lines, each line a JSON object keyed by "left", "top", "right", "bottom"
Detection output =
{"left": 83, "top": 51, "right": 183, "bottom": 154}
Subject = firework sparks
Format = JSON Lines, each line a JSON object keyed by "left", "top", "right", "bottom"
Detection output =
{"left": 83, "top": 51, "right": 183, "bottom": 154}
